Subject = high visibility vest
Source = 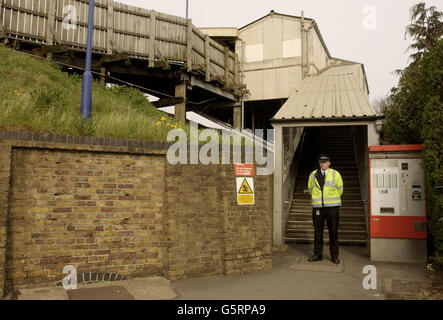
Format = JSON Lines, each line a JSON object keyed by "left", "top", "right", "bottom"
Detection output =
{"left": 307, "top": 168, "right": 343, "bottom": 208}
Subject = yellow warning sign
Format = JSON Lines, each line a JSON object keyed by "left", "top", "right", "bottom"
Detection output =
{"left": 238, "top": 194, "right": 254, "bottom": 204}
{"left": 238, "top": 178, "right": 253, "bottom": 194}
{"left": 236, "top": 177, "right": 254, "bottom": 205}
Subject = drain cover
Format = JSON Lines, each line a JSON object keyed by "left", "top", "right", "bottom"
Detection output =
{"left": 67, "top": 285, "right": 135, "bottom": 300}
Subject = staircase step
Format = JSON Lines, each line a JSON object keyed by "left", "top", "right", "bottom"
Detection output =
{"left": 293, "top": 193, "right": 362, "bottom": 200}
{"left": 290, "top": 207, "right": 365, "bottom": 213}
{"left": 290, "top": 204, "right": 364, "bottom": 209}
{"left": 286, "top": 231, "right": 367, "bottom": 242}
{"left": 293, "top": 191, "right": 362, "bottom": 195}
{"left": 289, "top": 216, "right": 365, "bottom": 223}
{"left": 294, "top": 187, "right": 361, "bottom": 193}
{"left": 290, "top": 209, "right": 365, "bottom": 215}
{"left": 286, "top": 229, "right": 366, "bottom": 236}
{"left": 291, "top": 199, "right": 364, "bottom": 206}
{"left": 294, "top": 185, "right": 361, "bottom": 189}
{"left": 289, "top": 211, "right": 366, "bottom": 217}
{"left": 285, "top": 238, "right": 367, "bottom": 245}
{"left": 287, "top": 221, "right": 366, "bottom": 230}
{"left": 289, "top": 212, "right": 366, "bottom": 222}
{"left": 293, "top": 191, "right": 360, "bottom": 196}
{"left": 295, "top": 175, "right": 360, "bottom": 181}
{"left": 295, "top": 178, "right": 361, "bottom": 183}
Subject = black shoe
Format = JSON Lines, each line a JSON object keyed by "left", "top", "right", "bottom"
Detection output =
{"left": 308, "top": 255, "right": 323, "bottom": 262}
{"left": 331, "top": 257, "right": 340, "bottom": 264}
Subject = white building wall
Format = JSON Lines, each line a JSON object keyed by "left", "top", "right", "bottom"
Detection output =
{"left": 205, "top": 13, "right": 371, "bottom": 103}
{"left": 237, "top": 14, "right": 334, "bottom": 101}
{"left": 238, "top": 15, "right": 304, "bottom": 101}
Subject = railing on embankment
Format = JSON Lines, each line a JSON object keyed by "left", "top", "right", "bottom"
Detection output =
{"left": 0, "top": 0, "right": 241, "bottom": 89}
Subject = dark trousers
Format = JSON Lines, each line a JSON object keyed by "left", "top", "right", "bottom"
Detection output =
{"left": 312, "top": 206, "right": 339, "bottom": 259}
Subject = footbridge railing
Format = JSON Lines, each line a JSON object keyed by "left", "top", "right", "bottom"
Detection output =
{"left": 0, "top": 0, "right": 242, "bottom": 91}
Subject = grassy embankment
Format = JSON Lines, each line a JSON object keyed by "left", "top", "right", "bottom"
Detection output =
{"left": 0, "top": 45, "right": 190, "bottom": 142}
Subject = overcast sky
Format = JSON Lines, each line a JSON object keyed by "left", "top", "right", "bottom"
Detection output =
{"left": 119, "top": 0, "right": 441, "bottom": 103}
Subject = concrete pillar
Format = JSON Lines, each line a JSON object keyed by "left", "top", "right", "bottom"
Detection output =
{"left": 174, "top": 83, "right": 186, "bottom": 123}
{"left": 367, "top": 122, "right": 380, "bottom": 146}
{"left": 233, "top": 105, "right": 242, "bottom": 131}
{"left": 272, "top": 124, "right": 284, "bottom": 248}
{"left": 100, "top": 67, "right": 106, "bottom": 85}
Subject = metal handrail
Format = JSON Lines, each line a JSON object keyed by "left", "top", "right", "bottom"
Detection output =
{"left": 283, "top": 129, "right": 306, "bottom": 208}
{"left": 351, "top": 128, "right": 370, "bottom": 241}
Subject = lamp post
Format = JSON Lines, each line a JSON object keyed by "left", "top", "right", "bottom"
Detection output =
{"left": 80, "top": 0, "right": 95, "bottom": 121}
{"left": 186, "top": 0, "right": 189, "bottom": 19}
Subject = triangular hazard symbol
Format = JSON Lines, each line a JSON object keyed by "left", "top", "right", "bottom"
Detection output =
{"left": 238, "top": 179, "right": 253, "bottom": 194}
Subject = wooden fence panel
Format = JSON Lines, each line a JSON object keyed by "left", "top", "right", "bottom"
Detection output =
{"left": 156, "top": 11, "right": 187, "bottom": 61}
{"left": 1, "top": 0, "right": 241, "bottom": 88}
{"left": 33, "top": 0, "right": 49, "bottom": 40}
{"left": 2, "top": 0, "right": 48, "bottom": 41}
{"left": 113, "top": 2, "right": 151, "bottom": 56}
{"left": 191, "top": 26, "right": 204, "bottom": 68}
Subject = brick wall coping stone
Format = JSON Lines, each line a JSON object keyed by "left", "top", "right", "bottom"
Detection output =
{"left": 0, "top": 130, "right": 172, "bottom": 155}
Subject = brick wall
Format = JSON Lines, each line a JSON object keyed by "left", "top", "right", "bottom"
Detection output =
{"left": 0, "top": 131, "right": 273, "bottom": 296}
{"left": 165, "top": 163, "right": 225, "bottom": 278}
{"left": 164, "top": 154, "right": 272, "bottom": 279}
{"left": 7, "top": 148, "right": 165, "bottom": 287}
{"left": 223, "top": 172, "right": 273, "bottom": 275}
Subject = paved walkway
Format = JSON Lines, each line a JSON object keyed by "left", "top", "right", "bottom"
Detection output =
{"left": 7, "top": 244, "right": 437, "bottom": 300}
{"left": 171, "top": 244, "right": 430, "bottom": 300}
{"left": 14, "top": 277, "right": 177, "bottom": 300}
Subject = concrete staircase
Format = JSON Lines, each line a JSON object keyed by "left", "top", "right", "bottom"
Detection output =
{"left": 285, "top": 126, "right": 367, "bottom": 245}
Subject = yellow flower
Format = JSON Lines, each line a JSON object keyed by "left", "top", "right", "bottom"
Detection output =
{"left": 160, "top": 116, "right": 166, "bottom": 121}
{"left": 155, "top": 121, "right": 161, "bottom": 126}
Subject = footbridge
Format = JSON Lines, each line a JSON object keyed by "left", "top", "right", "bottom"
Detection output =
{"left": 0, "top": 0, "right": 246, "bottom": 125}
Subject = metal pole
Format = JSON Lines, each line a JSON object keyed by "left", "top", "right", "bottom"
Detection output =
{"left": 241, "top": 99, "right": 244, "bottom": 132}
{"left": 80, "top": 0, "right": 95, "bottom": 121}
{"left": 186, "top": 0, "right": 189, "bottom": 19}
{"left": 241, "top": 41, "right": 245, "bottom": 131}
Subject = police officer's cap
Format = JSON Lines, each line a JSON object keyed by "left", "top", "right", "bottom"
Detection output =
{"left": 318, "top": 154, "right": 331, "bottom": 161}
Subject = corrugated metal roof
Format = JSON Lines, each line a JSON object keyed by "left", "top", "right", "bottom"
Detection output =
{"left": 322, "top": 64, "right": 368, "bottom": 92}
{"left": 272, "top": 64, "right": 376, "bottom": 121}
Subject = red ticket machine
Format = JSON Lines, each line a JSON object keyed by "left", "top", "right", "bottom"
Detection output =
{"left": 369, "top": 145, "right": 427, "bottom": 263}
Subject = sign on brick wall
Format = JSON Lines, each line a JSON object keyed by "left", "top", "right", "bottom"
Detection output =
{"left": 236, "top": 177, "right": 255, "bottom": 205}
{"left": 234, "top": 163, "right": 254, "bottom": 176}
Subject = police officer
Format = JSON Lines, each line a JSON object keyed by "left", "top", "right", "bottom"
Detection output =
{"left": 307, "top": 154, "right": 343, "bottom": 264}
